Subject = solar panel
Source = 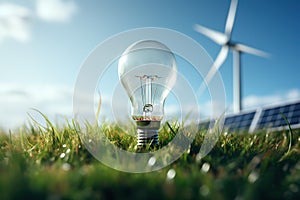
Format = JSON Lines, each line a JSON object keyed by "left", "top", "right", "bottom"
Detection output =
{"left": 198, "top": 100, "right": 300, "bottom": 132}
{"left": 223, "top": 111, "right": 256, "bottom": 132}
{"left": 256, "top": 101, "right": 300, "bottom": 130}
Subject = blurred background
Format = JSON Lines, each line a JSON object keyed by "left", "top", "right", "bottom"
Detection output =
{"left": 0, "top": 0, "right": 299, "bottom": 130}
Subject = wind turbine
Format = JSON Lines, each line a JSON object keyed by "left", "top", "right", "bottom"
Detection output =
{"left": 195, "top": 0, "right": 269, "bottom": 113}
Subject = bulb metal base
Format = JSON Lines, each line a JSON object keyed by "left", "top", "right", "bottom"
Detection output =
{"left": 136, "top": 120, "right": 160, "bottom": 147}
{"left": 137, "top": 128, "right": 159, "bottom": 146}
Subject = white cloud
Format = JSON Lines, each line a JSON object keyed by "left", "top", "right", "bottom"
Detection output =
{"left": 0, "top": 0, "right": 78, "bottom": 43}
{"left": 287, "top": 89, "right": 300, "bottom": 99}
{"left": 0, "top": 83, "right": 128, "bottom": 130}
{"left": 0, "top": 83, "right": 74, "bottom": 130}
{"left": 0, "top": 3, "right": 32, "bottom": 43}
{"left": 36, "top": 0, "right": 78, "bottom": 22}
{"left": 243, "top": 89, "right": 300, "bottom": 110}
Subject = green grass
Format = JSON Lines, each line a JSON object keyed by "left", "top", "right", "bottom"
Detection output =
{"left": 0, "top": 115, "right": 299, "bottom": 200}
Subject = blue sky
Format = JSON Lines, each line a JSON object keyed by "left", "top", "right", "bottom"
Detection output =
{"left": 0, "top": 0, "right": 299, "bottom": 129}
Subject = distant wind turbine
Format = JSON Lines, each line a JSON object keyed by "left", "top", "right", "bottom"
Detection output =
{"left": 195, "top": 0, "right": 269, "bottom": 113}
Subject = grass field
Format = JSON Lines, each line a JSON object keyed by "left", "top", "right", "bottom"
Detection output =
{"left": 0, "top": 116, "right": 299, "bottom": 200}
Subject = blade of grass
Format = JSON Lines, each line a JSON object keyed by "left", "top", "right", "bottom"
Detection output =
{"left": 95, "top": 91, "right": 102, "bottom": 125}
{"left": 279, "top": 113, "right": 293, "bottom": 161}
{"left": 28, "top": 108, "right": 61, "bottom": 145}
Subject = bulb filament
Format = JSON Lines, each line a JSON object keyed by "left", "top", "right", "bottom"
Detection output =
{"left": 135, "top": 75, "right": 161, "bottom": 120}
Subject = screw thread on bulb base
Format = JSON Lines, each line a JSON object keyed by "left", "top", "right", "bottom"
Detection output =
{"left": 135, "top": 120, "right": 160, "bottom": 150}
{"left": 137, "top": 127, "right": 159, "bottom": 146}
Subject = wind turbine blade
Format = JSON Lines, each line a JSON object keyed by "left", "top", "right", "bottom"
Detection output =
{"left": 194, "top": 24, "right": 228, "bottom": 45}
{"left": 198, "top": 46, "right": 229, "bottom": 95}
{"left": 234, "top": 43, "right": 270, "bottom": 57}
{"left": 225, "top": 0, "right": 238, "bottom": 37}
{"left": 204, "top": 46, "right": 229, "bottom": 84}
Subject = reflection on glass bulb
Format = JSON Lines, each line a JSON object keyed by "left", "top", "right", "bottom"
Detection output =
{"left": 118, "top": 40, "right": 177, "bottom": 147}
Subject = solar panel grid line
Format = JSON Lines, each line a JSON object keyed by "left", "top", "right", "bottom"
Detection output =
{"left": 241, "top": 119, "right": 251, "bottom": 127}
{"left": 294, "top": 103, "right": 300, "bottom": 110}
{"left": 293, "top": 110, "right": 300, "bottom": 117}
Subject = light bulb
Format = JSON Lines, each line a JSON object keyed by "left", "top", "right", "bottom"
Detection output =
{"left": 118, "top": 40, "right": 177, "bottom": 147}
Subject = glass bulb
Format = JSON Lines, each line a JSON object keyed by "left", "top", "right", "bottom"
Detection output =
{"left": 118, "top": 40, "right": 177, "bottom": 147}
